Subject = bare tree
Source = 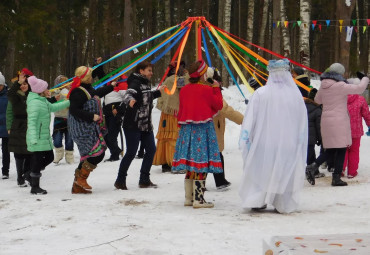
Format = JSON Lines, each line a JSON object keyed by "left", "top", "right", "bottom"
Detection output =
{"left": 299, "top": 0, "right": 311, "bottom": 66}
{"left": 280, "top": 0, "right": 291, "bottom": 57}
{"left": 221, "top": 0, "right": 232, "bottom": 87}
{"left": 246, "top": 0, "right": 254, "bottom": 44}
{"left": 258, "top": 0, "right": 269, "bottom": 49}
{"left": 271, "top": 0, "right": 281, "bottom": 54}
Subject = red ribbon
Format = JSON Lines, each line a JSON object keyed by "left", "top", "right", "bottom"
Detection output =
{"left": 67, "top": 67, "right": 89, "bottom": 98}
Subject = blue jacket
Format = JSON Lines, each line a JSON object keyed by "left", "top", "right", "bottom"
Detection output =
{"left": 0, "top": 86, "right": 8, "bottom": 137}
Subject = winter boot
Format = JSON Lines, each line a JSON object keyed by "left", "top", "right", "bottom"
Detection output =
{"left": 15, "top": 158, "right": 27, "bottom": 187}
{"left": 53, "top": 147, "right": 64, "bottom": 164}
{"left": 193, "top": 180, "right": 214, "bottom": 208}
{"left": 65, "top": 150, "right": 75, "bottom": 164}
{"left": 72, "top": 181, "right": 92, "bottom": 194}
{"left": 331, "top": 173, "right": 348, "bottom": 186}
{"left": 184, "top": 179, "right": 193, "bottom": 206}
{"left": 74, "top": 161, "right": 96, "bottom": 190}
{"left": 305, "top": 162, "right": 317, "bottom": 185}
{"left": 30, "top": 176, "right": 47, "bottom": 195}
{"left": 114, "top": 180, "right": 128, "bottom": 190}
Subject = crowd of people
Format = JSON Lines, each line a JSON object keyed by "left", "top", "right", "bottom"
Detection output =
{"left": 0, "top": 57, "right": 369, "bottom": 213}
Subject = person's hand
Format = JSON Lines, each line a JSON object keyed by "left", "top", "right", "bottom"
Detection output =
{"left": 159, "top": 85, "right": 167, "bottom": 92}
{"left": 366, "top": 127, "right": 370, "bottom": 136}
{"left": 356, "top": 71, "right": 367, "bottom": 80}
{"left": 129, "top": 99, "right": 136, "bottom": 108}
{"left": 112, "top": 109, "right": 118, "bottom": 116}
{"left": 7, "top": 130, "right": 10, "bottom": 134}
{"left": 93, "top": 114, "right": 100, "bottom": 122}
{"left": 18, "top": 74, "right": 26, "bottom": 85}
{"left": 111, "top": 81, "right": 117, "bottom": 87}
{"left": 95, "top": 57, "right": 103, "bottom": 64}
{"left": 55, "top": 94, "right": 61, "bottom": 101}
{"left": 212, "top": 80, "right": 220, "bottom": 87}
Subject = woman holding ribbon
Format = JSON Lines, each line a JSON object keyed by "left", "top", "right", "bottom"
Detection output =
{"left": 68, "top": 61, "right": 115, "bottom": 194}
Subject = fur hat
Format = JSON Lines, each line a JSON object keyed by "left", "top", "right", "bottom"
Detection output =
{"left": 327, "top": 63, "right": 345, "bottom": 75}
{"left": 347, "top": 78, "right": 360, "bottom": 85}
{"left": 28, "top": 76, "right": 48, "bottom": 93}
{"left": 0, "top": 72, "right": 5, "bottom": 85}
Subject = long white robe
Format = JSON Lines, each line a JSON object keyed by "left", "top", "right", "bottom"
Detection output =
{"left": 239, "top": 61, "right": 308, "bottom": 213}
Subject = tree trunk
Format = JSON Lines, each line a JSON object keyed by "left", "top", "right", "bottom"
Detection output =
{"left": 246, "top": 0, "right": 254, "bottom": 44}
{"left": 299, "top": 0, "right": 311, "bottom": 66}
{"left": 272, "top": 0, "right": 281, "bottom": 54}
{"left": 280, "top": 0, "right": 291, "bottom": 57}
{"left": 4, "top": 30, "right": 16, "bottom": 80}
{"left": 336, "top": 0, "right": 356, "bottom": 75}
{"left": 123, "top": 0, "right": 133, "bottom": 64}
{"left": 258, "top": 0, "right": 269, "bottom": 49}
{"left": 164, "top": 0, "right": 171, "bottom": 67}
{"left": 221, "top": 0, "right": 232, "bottom": 87}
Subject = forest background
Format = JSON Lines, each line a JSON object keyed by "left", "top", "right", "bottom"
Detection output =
{"left": 0, "top": 0, "right": 369, "bottom": 87}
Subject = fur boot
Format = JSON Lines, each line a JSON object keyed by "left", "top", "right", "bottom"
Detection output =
{"left": 53, "top": 147, "right": 64, "bottom": 164}
{"left": 184, "top": 179, "right": 193, "bottom": 206}
{"left": 193, "top": 180, "right": 214, "bottom": 208}
{"left": 65, "top": 150, "right": 75, "bottom": 164}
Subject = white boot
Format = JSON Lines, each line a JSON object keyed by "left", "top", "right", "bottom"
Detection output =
{"left": 193, "top": 180, "right": 214, "bottom": 208}
{"left": 65, "top": 150, "right": 75, "bottom": 164}
{"left": 184, "top": 179, "right": 193, "bottom": 206}
{"left": 53, "top": 147, "right": 64, "bottom": 164}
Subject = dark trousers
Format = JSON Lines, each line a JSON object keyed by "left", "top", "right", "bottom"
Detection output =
{"left": 1, "top": 137, "right": 10, "bottom": 175}
{"left": 78, "top": 152, "right": 105, "bottom": 168}
{"left": 104, "top": 114, "right": 122, "bottom": 159}
{"left": 307, "top": 144, "right": 316, "bottom": 165}
{"left": 137, "top": 141, "right": 145, "bottom": 157}
{"left": 325, "top": 148, "right": 347, "bottom": 175}
{"left": 14, "top": 153, "right": 32, "bottom": 177}
{"left": 116, "top": 129, "right": 156, "bottom": 183}
{"left": 30, "top": 150, "right": 54, "bottom": 177}
{"left": 213, "top": 152, "right": 228, "bottom": 187}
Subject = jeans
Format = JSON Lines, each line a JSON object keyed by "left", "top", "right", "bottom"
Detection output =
{"left": 53, "top": 129, "right": 74, "bottom": 151}
{"left": 1, "top": 137, "right": 10, "bottom": 175}
{"left": 116, "top": 129, "right": 156, "bottom": 183}
{"left": 30, "top": 150, "right": 54, "bottom": 177}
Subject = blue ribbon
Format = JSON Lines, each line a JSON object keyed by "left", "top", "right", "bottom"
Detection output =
{"left": 151, "top": 27, "right": 188, "bottom": 64}
{"left": 201, "top": 28, "right": 212, "bottom": 67}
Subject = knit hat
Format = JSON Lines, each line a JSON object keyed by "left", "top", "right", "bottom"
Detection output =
{"left": 327, "top": 63, "right": 345, "bottom": 75}
{"left": 0, "top": 72, "right": 5, "bottom": 85}
{"left": 293, "top": 66, "right": 305, "bottom": 76}
{"left": 189, "top": 60, "right": 208, "bottom": 78}
{"left": 28, "top": 76, "right": 48, "bottom": 93}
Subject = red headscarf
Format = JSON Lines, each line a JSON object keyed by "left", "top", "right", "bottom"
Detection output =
{"left": 67, "top": 67, "right": 89, "bottom": 99}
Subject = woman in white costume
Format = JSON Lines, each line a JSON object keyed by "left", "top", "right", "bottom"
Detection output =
{"left": 239, "top": 59, "right": 308, "bottom": 213}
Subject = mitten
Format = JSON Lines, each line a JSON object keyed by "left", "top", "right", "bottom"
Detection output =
{"left": 356, "top": 71, "right": 366, "bottom": 80}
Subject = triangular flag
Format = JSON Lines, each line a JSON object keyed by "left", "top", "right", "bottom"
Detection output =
{"left": 339, "top": 20, "right": 344, "bottom": 26}
{"left": 363, "top": 26, "right": 367, "bottom": 33}
{"left": 354, "top": 26, "right": 358, "bottom": 33}
{"left": 293, "top": 22, "right": 296, "bottom": 28}
{"left": 326, "top": 20, "right": 330, "bottom": 27}
{"left": 352, "top": 19, "right": 357, "bottom": 26}
{"left": 273, "top": 22, "right": 276, "bottom": 28}
{"left": 284, "top": 21, "right": 289, "bottom": 28}
{"left": 277, "top": 21, "right": 280, "bottom": 27}
{"left": 311, "top": 24, "right": 315, "bottom": 30}
{"left": 297, "top": 20, "right": 302, "bottom": 27}
{"left": 367, "top": 19, "right": 370, "bottom": 26}
{"left": 319, "top": 24, "right": 322, "bottom": 31}
{"left": 312, "top": 20, "right": 317, "bottom": 27}
{"left": 340, "top": 26, "right": 343, "bottom": 32}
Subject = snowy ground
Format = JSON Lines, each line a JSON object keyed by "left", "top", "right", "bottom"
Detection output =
{"left": 1, "top": 83, "right": 370, "bottom": 255}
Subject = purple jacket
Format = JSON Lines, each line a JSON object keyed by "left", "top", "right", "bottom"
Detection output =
{"left": 315, "top": 76, "right": 369, "bottom": 148}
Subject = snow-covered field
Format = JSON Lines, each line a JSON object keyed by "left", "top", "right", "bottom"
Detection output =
{"left": 1, "top": 83, "right": 370, "bottom": 255}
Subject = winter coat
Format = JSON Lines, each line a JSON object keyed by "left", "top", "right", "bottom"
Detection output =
{"left": 7, "top": 82, "right": 30, "bottom": 154}
{"left": 69, "top": 83, "right": 113, "bottom": 122}
{"left": 0, "top": 86, "right": 8, "bottom": 137}
{"left": 213, "top": 99, "right": 243, "bottom": 152}
{"left": 122, "top": 73, "right": 161, "bottom": 131}
{"left": 347, "top": 94, "right": 370, "bottom": 138}
{"left": 304, "top": 98, "right": 322, "bottom": 145}
{"left": 296, "top": 74, "right": 309, "bottom": 98}
{"left": 177, "top": 83, "right": 223, "bottom": 124}
{"left": 315, "top": 76, "right": 369, "bottom": 148}
{"left": 26, "top": 92, "right": 70, "bottom": 152}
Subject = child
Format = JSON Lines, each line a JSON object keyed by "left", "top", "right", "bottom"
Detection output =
{"left": 26, "top": 76, "right": 70, "bottom": 194}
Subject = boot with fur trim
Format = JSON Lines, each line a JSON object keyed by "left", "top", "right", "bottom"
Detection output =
{"left": 74, "top": 161, "right": 96, "bottom": 190}
{"left": 65, "top": 150, "right": 75, "bottom": 164}
{"left": 53, "top": 147, "right": 64, "bottom": 164}
{"left": 184, "top": 179, "right": 193, "bottom": 206}
{"left": 193, "top": 180, "right": 214, "bottom": 208}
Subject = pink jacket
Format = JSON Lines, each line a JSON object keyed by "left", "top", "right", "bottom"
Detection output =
{"left": 347, "top": 94, "right": 370, "bottom": 138}
{"left": 315, "top": 77, "right": 369, "bottom": 148}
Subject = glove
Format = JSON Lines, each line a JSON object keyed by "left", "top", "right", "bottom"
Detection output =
{"left": 366, "top": 127, "right": 370, "bottom": 136}
{"left": 356, "top": 71, "right": 366, "bottom": 80}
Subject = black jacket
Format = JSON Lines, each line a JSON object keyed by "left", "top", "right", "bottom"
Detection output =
{"left": 305, "top": 98, "right": 322, "bottom": 145}
{"left": 296, "top": 75, "right": 310, "bottom": 98}
{"left": 121, "top": 73, "right": 161, "bottom": 131}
